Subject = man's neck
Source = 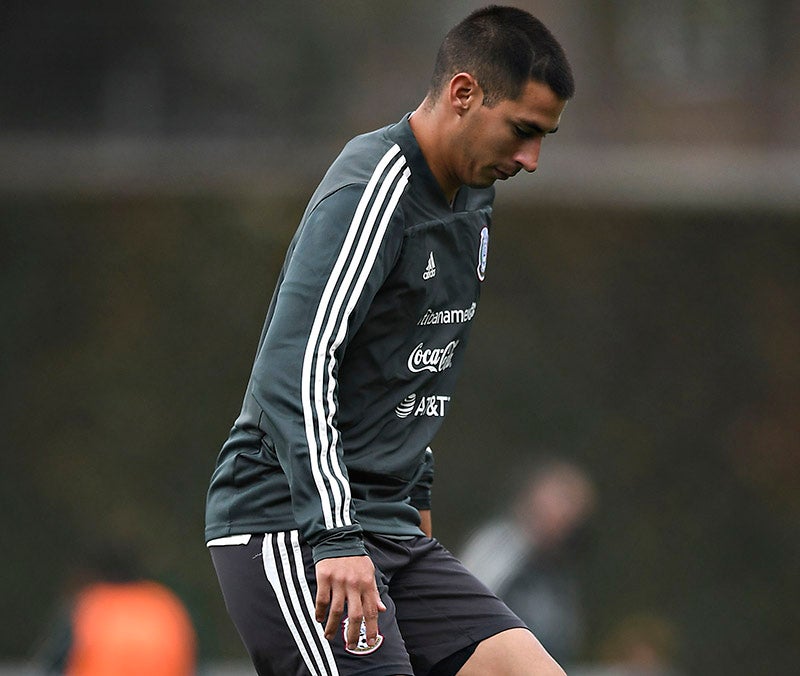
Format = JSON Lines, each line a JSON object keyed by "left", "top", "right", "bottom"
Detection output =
{"left": 408, "top": 100, "right": 459, "bottom": 204}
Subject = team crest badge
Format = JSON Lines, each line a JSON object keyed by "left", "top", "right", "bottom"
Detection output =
{"left": 477, "top": 226, "right": 489, "bottom": 281}
{"left": 342, "top": 617, "right": 384, "bottom": 655}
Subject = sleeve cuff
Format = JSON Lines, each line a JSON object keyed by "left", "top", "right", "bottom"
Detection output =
{"left": 409, "top": 493, "right": 432, "bottom": 510}
{"left": 311, "top": 532, "right": 368, "bottom": 563}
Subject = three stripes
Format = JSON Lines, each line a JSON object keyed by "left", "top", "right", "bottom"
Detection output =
{"left": 300, "top": 144, "right": 411, "bottom": 532}
{"left": 263, "top": 531, "right": 340, "bottom": 675}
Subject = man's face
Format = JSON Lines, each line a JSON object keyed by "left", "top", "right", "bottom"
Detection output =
{"left": 453, "top": 79, "right": 566, "bottom": 189}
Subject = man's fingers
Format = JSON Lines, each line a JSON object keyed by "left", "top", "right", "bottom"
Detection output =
{"left": 346, "top": 588, "right": 385, "bottom": 649}
{"left": 345, "top": 600, "right": 364, "bottom": 648}
{"left": 315, "top": 556, "right": 385, "bottom": 645}
{"left": 324, "top": 589, "right": 346, "bottom": 640}
{"left": 314, "top": 578, "right": 330, "bottom": 623}
{"left": 361, "top": 599, "right": 380, "bottom": 648}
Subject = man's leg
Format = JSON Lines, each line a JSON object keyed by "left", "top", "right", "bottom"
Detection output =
{"left": 379, "top": 535, "right": 550, "bottom": 676}
{"left": 457, "top": 628, "right": 566, "bottom": 676}
{"left": 210, "top": 531, "right": 414, "bottom": 675}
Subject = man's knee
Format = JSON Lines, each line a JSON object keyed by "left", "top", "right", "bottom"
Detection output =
{"left": 458, "top": 628, "right": 566, "bottom": 676}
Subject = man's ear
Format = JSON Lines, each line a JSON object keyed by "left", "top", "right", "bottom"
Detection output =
{"left": 448, "top": 72, "right": 482, "bottom": 114}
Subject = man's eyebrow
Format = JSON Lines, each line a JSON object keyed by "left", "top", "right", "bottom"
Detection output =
{"left": 518, "top": 120, "right": 559, "bottom": 135}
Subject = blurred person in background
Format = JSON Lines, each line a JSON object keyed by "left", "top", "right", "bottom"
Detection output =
{"left": 34, "top": 542, "right": 197, "bottom": 676}
{"left": 460, "top": 459, "right": 597, "bottom": 667}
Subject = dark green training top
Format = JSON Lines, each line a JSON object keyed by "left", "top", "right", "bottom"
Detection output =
{"left": 205, "top": 114, "right": 494, "bottom": 562}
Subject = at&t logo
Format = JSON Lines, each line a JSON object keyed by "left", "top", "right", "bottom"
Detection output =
{"left": 395, "top": 393, "right": 451, "bottom": 418}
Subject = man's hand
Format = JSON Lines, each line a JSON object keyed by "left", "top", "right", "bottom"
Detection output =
{"left": 315, "top": 555, "right": 386, "bottom": 649}
{"left": 419, "top": 509, "right": 432, "bottom": 538}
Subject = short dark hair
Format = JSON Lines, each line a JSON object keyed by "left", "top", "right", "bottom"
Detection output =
{"left": 429, "top": 5, "right": 575, "bottom": 106}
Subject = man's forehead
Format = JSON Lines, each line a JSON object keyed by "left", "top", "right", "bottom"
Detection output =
{"left": 506, "top": 84, "right": 565, "bottom": 132}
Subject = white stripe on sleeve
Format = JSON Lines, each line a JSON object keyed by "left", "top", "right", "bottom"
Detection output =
{"left": 301, "top": 144, "right": 410, "bottom": 529}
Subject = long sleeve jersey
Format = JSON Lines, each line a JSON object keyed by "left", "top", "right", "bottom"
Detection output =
{"left": 205, "top": 114, "right": 494, "bottom": 562}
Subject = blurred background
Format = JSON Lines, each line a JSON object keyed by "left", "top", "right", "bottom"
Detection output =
{"left": 1, "top": 1, "right": 798, "bottom": 674}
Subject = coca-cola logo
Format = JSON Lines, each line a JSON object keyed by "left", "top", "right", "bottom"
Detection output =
{"left": 407, "top": 340, "right": 460, "bottom": 373}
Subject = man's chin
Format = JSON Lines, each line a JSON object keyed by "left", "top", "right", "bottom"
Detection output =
{"left": 467, "top": 176, "right": 497, "bottom": 189}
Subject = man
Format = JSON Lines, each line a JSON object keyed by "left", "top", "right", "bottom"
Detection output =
{"left": 460, "top": 460, "right": 597, "bottom": 667}
{"left": 205, "top": 6, "right": 574, "bottom": 675}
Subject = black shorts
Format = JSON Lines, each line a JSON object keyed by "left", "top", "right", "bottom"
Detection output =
{"left": 210, "top": 531, "right": 526, "bottom": 676}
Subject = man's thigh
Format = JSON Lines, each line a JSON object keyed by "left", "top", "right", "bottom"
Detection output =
{"left": 457, "top": 628, "right": 566, "bottom": 676}
{"left": 369, "top": 535, "right": 526, "bottom": 676}
{"left": 210, "top": 532, "right": 414, "bottom": 676}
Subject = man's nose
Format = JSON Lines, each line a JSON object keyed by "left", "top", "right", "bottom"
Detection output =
{"left": 514, "top": 137, "right": 543, "bottom": 173}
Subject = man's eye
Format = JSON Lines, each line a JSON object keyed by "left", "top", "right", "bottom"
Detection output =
{"left": 514, "top": 126, "right": 533, "bottom": 139}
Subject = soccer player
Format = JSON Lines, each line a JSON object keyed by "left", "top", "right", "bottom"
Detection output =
{"left": 205, "top": 6, "right": 574, "bottom": 675}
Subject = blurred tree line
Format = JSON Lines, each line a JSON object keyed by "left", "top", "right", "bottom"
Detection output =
{"left": 1, "top": 194, "right": 798, "bottom": 675}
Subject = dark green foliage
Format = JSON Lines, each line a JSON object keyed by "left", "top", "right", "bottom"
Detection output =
{"left": 2, "top": 197, "right": 798, "bottom": 675}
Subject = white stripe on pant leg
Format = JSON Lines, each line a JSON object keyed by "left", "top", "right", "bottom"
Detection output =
{"left": 280, "top": 531, "right": 339, "bottom": 675}
{"left": 288, "top": 530, "right": 339, "bottom": 672}
{"left": 262, "top": 533, "right": 327, "bottom": 676}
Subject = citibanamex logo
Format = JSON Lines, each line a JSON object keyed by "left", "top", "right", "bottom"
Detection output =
{"left": 407, "top": 340, "right": 460, "bottom": 373}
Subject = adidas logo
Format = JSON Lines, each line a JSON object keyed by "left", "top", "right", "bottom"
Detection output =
{"left": 423, "top": 251, "right": 436, "bottom": 280}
